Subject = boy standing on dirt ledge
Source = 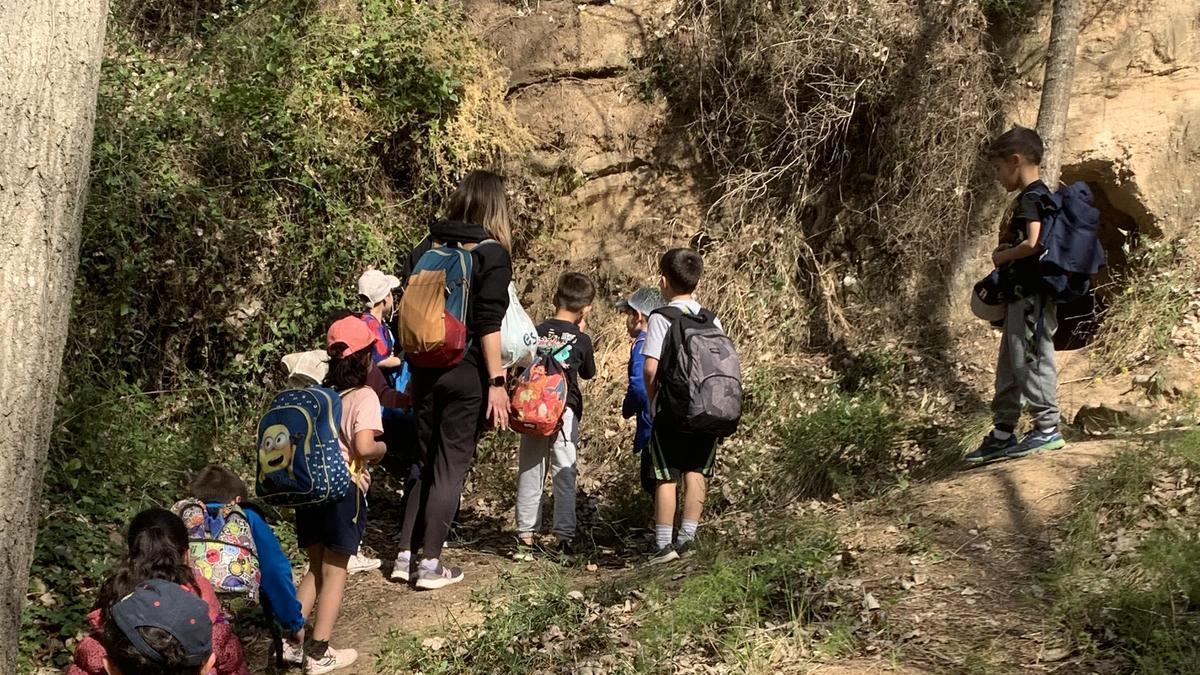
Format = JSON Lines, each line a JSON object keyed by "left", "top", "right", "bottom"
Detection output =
{"left": 965, "top": 126, "right": 1067, "bottom": 464}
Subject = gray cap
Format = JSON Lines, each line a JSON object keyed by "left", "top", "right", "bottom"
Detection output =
{"left": 616, "top": 287, "right": 666, "bottom": 317}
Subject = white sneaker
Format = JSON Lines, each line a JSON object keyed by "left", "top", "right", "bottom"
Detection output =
{"left": 306, "top": 646, "right": 358, "bottom": 674}
{"left": 281, "top": 641, "right": 303, "bottom": 666}
{"left": 390, "top": 553, "right": 412, "bottom": 581}
{"left": 348, "top": 550, "right": 381, "bottom": 575}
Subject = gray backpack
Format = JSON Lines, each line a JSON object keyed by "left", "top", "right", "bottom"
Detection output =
{"left": 653, "top": 306, "right": 743, "bottom": 437}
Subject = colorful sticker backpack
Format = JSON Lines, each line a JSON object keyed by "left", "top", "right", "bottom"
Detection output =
{"left": 509, "top": 343, "right": 571, "bottom": 436}
{"left": 255, "top": 386, "right": 351, "bottom": 507}
{"left": 398, "top": 240, "right": 496, "bottom": 369}
{"left": 173, "top": 499, "right": 261, "bottom": 600}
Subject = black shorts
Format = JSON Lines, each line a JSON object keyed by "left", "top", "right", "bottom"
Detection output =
{"left": 647, "top": 427, "right": 718, "bottom": 482}
{"left": 295, "top": 484, "right": 366, "bottom": 556}
{"left": 639, "top": 447, "right": 657, "bottom": 495}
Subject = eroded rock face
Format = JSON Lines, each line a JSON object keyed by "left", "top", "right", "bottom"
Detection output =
{"left": 1013, "top": 0, "right": 1200, "bottom": 240}
{"left": 466, "top": 0, "right": 706, "bottom": 290}
{"left": 949, "top": 0, "right": 1200, "bottom": 360}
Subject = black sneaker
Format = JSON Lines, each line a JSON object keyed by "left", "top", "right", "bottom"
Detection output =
{"left": 647, "top": 544, "right": 680, "bottom": 566}
{"left": 546, "top": 538, "right": 577, "bottom": 564}
{"left": 675, "top": 539, "right": 697, "bottom": 559}
{"left": 963, "top": 433, "right": 1018, "bottom": 465}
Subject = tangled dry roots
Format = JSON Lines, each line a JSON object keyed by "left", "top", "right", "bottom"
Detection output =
{"left": 656, "top": 0, "right": 1000, "bottom": 343}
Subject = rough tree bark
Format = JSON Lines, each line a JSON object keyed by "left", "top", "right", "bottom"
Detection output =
{"left": 1035, "top": 0, "right": 1083, "bottom": 188}
{"left": 0, "top": 0, "right": 109, "bottom": 665}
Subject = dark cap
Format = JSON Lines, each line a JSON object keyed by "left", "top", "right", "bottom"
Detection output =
{"left": 111, "top": 579, "right": 213, "bottom": 666}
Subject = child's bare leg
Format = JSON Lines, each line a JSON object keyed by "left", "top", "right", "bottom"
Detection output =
{"left": 681, "top": 472, "right": 706, "bottom": 522}
{"left": 298, "top": 544, "right": 325, "bottom": 619}
{"left": 678, "top": 472, "right": 706, "bottom": 547}
{"left": 654, "top": 479, "right": 677, "bottom": 550}
{"left": 311, "top": 550, "right": 350, "bottom": 642}
{"left": 654, "top": 479, "right": 677, "bottom": 526}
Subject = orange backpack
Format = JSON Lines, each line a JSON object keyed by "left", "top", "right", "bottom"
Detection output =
{"left": 509, "top": 343, "right": 571, "bottom": 436}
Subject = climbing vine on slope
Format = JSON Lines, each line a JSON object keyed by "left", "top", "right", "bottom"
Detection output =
{"left": 25, "top": 0, "right": 528, "bottom": 668}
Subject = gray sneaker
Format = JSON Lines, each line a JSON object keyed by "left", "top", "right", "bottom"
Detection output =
{"left": 414, "top": 562, "right": 464, "bottom": 590}
{"left": 675, "top": 539, "right": 697, "bottom": 559}
{"left": 1006, "top": 429, "right": 1066, "bottom": 458}
{"left": 390, "top": 553, "right": 412, "bottom": 582}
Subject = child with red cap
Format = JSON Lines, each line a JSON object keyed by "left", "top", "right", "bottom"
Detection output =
{"left": 289, "top": 316, "right": 387, "bottom": 673}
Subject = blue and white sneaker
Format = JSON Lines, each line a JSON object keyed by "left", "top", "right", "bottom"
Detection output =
{"left": 963, "top": 432, "right": 1019, "bottom": 464}
{"left": 1006, "top": 429, "right": 1066, "bottom": 458}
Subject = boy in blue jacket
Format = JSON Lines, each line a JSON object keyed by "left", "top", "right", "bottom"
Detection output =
{"left": 618, "top": 288, "right": 666, "bottom": 494}
{"left": 188, "top": 465, "right": 306, "bottom": 643}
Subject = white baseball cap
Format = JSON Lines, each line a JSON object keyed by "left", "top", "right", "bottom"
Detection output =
{"left": 280, "top": 349, "right": 329, "bottom": 388}
{"left": 357, "top": 269, "right": 401, "bottom": 306}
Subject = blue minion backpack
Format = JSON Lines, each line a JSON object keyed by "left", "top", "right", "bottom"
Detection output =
{"left": 255, "top": 386, "right": 351, "bottom": 507}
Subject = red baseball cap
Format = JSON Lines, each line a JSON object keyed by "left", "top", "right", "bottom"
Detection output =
{"left": 327, "top": 316, "right": 377, "bottom": 356}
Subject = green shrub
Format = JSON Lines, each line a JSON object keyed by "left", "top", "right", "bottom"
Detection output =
{"left": 837, "top": 348, "right": 905, "bottom": 395}
{"left": 374, "top": 522, "right": 846, "bottom": 674}
{"left": 638, "top": 522, "right": 842, "bottom": 663}
{"left": 375, "top": 569, "right": 593, "bottom": 675}
{"left": 79, "top": 0, "right": 525, "bottom": 393}
{"left": 1052, "top": 431, "right": 1200, "bottom": 673}
{"left": 22, "top": 377, "right": 240, "bottom": 669}
{"left": 776, "top": 395, "right": 906, "bottom": 499}
{"left": 27, "top": 0, "right": 527, "bottom": 669}
{"left": 1095, "top": 239, "right": 1198, "bottom": 374}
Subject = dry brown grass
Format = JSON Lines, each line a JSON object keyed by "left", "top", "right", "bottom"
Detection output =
{"left": 650, "top": 0, "right": 1002, "bottom": 335}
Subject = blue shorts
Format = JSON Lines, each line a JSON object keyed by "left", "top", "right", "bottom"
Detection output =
{"left": 295, "top": 484, "right": 366, "bottom": 556}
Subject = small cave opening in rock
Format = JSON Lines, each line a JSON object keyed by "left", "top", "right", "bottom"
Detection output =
{"left": 1053, "top": 160, "right": 1158, "bottom": 350}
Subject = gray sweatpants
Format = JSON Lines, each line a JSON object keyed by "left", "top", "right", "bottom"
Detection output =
{"left": 515, "top": 408, "right": 578, "bottom": 539}
{"left": 992, "top": 294, "right": 1060, "bottom": 431}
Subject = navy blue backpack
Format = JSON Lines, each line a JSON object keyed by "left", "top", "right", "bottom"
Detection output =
{"left": 1032, "top": 181, "right": 1107, "bottom": 303}
{"left": 255, "top": 386, "right": 351, "bottom": 507}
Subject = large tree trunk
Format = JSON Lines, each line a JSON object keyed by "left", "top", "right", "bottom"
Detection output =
{"left": 1035, "top": 0, "right": 1083, "bottom": 188}
{"left": 0, "top": 0, "right": 108, "bottom": 665}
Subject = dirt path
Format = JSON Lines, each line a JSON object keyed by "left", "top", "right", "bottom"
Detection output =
{"left": 840, "top": 439, "right": 1120, "bottom": 674}
{"left": 330, "top": 548, "right": 507, "bottom": 674}
{"left": 241, "top": 440, "right": 1122, "bottom": 674}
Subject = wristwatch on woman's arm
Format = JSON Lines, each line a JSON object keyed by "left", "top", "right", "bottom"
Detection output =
{"left": 489, "top": 375, "right": 506, "bottom": 388}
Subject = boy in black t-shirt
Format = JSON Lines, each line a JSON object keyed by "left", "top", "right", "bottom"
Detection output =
{"left": 514, "top": 272, "right": 597, "bottom": 558}
{"left": 965, "top": 126, "right": 1066, "bottom": 464}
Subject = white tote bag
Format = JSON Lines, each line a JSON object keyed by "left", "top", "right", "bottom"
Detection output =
{"left": 500, "top": 282, "right": 538, "bottom": 369}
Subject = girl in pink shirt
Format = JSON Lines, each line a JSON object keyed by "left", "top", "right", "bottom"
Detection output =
{"left": 291, "top": 317, "right": 386, "bottom": 674}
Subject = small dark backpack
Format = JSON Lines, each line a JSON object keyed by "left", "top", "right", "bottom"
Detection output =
{"left": 653, "top": 306, "right": 743, "bottom": 437}
{"left": 1031, "top": 181, "right": 1107, "bottom": 303}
